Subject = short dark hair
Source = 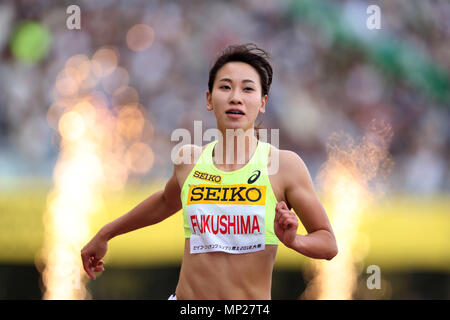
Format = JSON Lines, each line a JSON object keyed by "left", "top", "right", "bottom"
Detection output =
{"left": 208, "top": 43, "right": 273, "bottom": 97}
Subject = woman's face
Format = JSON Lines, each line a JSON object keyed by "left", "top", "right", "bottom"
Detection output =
{"left": 206, "top": 62, "right": 268, "bottom": 132}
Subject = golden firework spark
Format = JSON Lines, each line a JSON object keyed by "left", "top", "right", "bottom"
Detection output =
{"left": 39, "top": 48, "right": 154, "bottom": 299}
{"left": 302, "top": 121, "right": 393, "bottom": 300}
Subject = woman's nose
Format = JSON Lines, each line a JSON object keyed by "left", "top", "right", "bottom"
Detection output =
{"left": 230, "top": 90, "right": 243, "bottom": 104}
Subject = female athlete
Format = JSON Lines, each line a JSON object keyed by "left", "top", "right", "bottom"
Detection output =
{"left": 81, "top": 43, "right": 338, "bottom": 300}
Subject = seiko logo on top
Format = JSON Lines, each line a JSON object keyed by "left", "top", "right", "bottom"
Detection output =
{"left": 187, "top": 184, "right": 266, "bottom": 205}
{"left": 193, "top": 170, "right": 222, "bottom": 184}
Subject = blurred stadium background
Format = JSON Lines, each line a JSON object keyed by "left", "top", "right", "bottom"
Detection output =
{"left": 0, "top": 0, "right": 449, "bottom": 299}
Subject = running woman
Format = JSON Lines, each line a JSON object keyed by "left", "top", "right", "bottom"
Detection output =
{"left": 81, "top": 43, "right": 338, "bottom": 300}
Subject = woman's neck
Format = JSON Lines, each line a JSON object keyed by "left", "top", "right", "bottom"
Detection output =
{"left": 212, "top": 128, "right": 258, "bottom": 170}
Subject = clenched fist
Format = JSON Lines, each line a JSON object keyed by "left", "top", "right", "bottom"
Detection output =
{"left": 274, "top": 201, "right": 299, "bottom": 248}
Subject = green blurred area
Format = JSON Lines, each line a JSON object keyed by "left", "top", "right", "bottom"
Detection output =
{"left": 288, "top": 0, "right": 450, "bottom": 105}
{"left": 0, "top": 179, "right": 449, "bottom": 272}
{"left": 9, "top": 21, "right": 52, "bottom": 63}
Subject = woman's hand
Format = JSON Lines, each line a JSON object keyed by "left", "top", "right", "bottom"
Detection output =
{"left": 81, "top": 233, "right": 108, "bottom": 280}
{"left": 274, "top": 201, "right": 300, "bottom": 249}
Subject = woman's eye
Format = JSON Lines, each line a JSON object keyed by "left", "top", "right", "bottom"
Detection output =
{"left": 219, "top": 86, "right": 253, "bottom": 91}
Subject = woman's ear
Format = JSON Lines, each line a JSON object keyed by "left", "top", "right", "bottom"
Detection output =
{"left": 206, "top": 91, "right": 213, "bottom": 110}
{"left": 259, "top": 95, "right": 268, "bottom": 114}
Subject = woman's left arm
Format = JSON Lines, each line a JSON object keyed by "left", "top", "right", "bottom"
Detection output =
{"left": 274, "top": 151, "right": 338, "bottom": 260}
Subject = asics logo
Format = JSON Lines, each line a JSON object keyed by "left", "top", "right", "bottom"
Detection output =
{"left": 247, "top": 170, "right": 261, "bottom": 184}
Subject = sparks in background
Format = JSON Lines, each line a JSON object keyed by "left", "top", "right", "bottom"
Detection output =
{"left": 39, "top": 28, "right": 155, "bottom": 299}
{"left": 301, "top": 120, "right": 393, "bottom": 300}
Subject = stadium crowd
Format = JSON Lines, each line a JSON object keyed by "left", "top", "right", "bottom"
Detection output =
{"left": 0, "top": 0, "right": 448, "bottom": 195}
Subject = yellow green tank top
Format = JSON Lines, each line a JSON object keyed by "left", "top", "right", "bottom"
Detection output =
{"left": 180, "top": 139, "right": 279, "bottom": 254}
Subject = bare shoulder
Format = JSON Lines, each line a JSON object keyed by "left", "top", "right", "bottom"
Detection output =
{"left": 173, "top": 143, "right": 209, "bottom": 187}
{"left": 268, "top": 143, "right": 312, "bottom": 197}
{"left": 173, "top": 143, "right": 208, "bottom": 167}
{"left": 268, "top": 144, "right": 308, "bottom": 176}
{"left": 173, "top": 144, "right": 202, "bottom": 167}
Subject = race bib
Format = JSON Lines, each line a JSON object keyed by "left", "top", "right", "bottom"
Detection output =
{"left": 186, "top": 184, "right": 266, "bottom": 254}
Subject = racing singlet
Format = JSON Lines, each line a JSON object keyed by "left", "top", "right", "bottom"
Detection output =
{"left": 180, "top": 139, "right": 279, "bottom": 254}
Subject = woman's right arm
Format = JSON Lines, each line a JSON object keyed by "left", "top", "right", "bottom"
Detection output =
{"left": 98, "top": 172, "right": 182, "bottom": 241}
{"left": 81, "top": 169, "right": 182, "bottom": 279}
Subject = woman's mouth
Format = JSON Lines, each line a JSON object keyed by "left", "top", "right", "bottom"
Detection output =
{"left": 226, "top": 109, "right": 245, "bottom": 119}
